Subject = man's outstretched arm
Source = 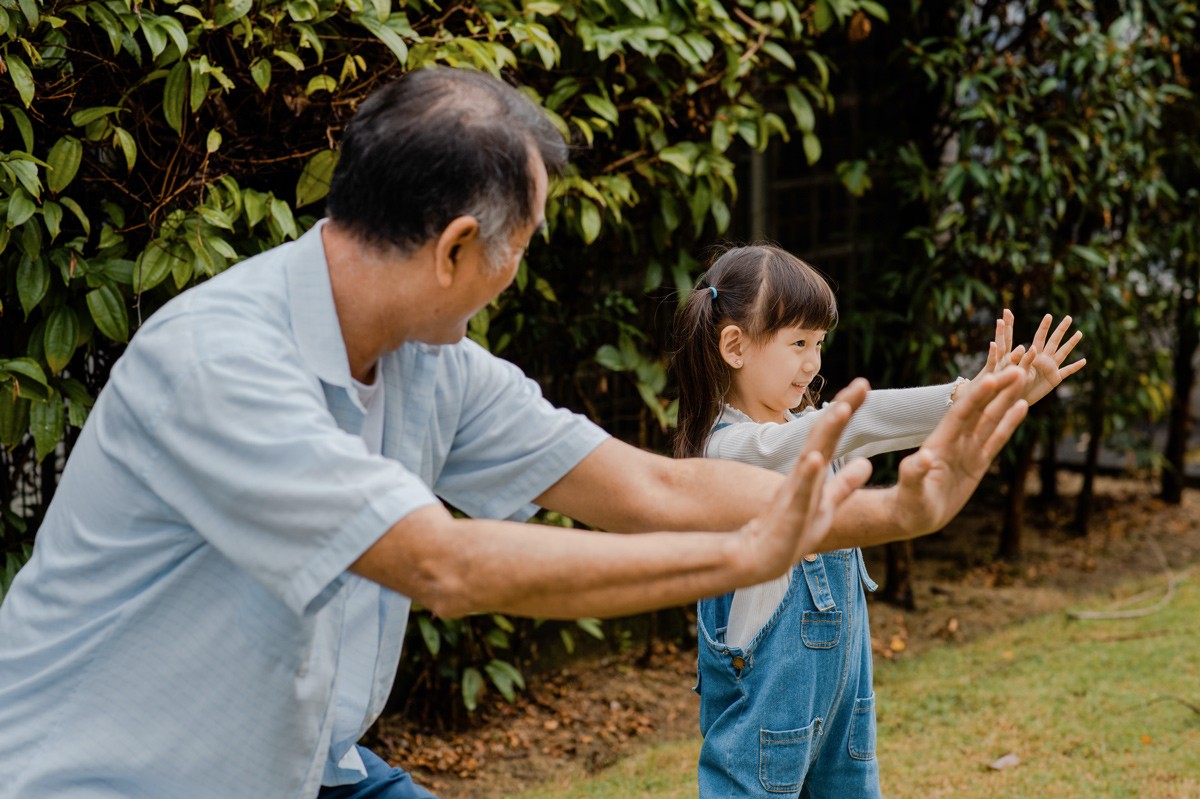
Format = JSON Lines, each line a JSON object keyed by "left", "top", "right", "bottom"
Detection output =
{"left": 350, "top": 382, "right": 874, "bottom": 619}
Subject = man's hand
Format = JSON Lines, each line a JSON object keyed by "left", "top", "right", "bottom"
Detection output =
{"left": 887, "top": 367, "right": 1029, "bottom": 536}
{"left": 736, "top": 379, "right": 875, "bottom": 581}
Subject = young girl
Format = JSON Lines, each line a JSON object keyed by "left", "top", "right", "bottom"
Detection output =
{"left": 672, "top": 244, "right": 1083, "bottom": 798}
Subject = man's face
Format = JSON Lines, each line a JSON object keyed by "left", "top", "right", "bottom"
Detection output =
{"left": 435, "top": 154, "right": 549, "bottom": 345}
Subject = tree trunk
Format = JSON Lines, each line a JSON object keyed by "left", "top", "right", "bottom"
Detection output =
{"left": 1074, "top": 385, "right": 1106, "bottom": 535}
{"left": 881, "top": 540, "right": 916, "bottom": 609}
{"left": 1162, "top": 262, "right": 1198, "bottom": 504}
{"left": 1039, "top": 394, "right": 1060, "bottom": 503}
{"left": 998, "top": 430, "right": 1036, "bottom": 561}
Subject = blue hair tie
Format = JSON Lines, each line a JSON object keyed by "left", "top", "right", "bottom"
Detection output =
{"left": 708, "top": 286, "right": 718, "bottom": 300}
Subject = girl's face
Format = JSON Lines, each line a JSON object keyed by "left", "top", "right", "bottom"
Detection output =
{"left": 727, "top": 325, "right": 826, "bottom": 424}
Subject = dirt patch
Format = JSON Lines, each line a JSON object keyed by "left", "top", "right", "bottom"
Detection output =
{"left": 368, "top": 477, "right": 1200, "bottom": 798}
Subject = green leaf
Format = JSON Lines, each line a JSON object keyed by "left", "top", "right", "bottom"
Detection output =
{"left": 17, "top": 0, "right": 38, "bottom": 29}
{"left": 7, "top": 159, "right": 40, "bottom": 197}
{"left": 658, "top": 143, "right": 695, "bottom": 175}
{"left": 295, "top": 149, "right": 338, "bottom": 208}
{"left": 141, "top": 19, "right": 168, "bottom": 58}
{"left": 802, "top": 132, "right": 821, "bottom": 165}
{"left": 1070, "top": 245, "right": 1108, "bottom": 267}
{"left": 417, "top": 615, "right": 441, "bottom": 656}
{"left": 579, "top": 200, "right": 601, "bottom": 244}
{"left": 582, "top": 93, "right": 618, "bottom": 123}
{"left": 354, "top": 12, "right": 409, "bottom": 64}
{"left": 16, "top": 255, "right": 49, "bottom": 317}
{"left": 29, "top": 393, "right": 65, "bottom": 462}
{"left": 42, "top": 200, "right": 62, "bottom": 240}
{"left": 7, "top": 187, "right": 36, "bottom": 227}
{"left": 113, "top": 127, "right": 137, "bottom": 170}
{"left": 785, "top": 85, "right": 815, "bottom": 132}
{"left": 575, "top": 617, "right": 604, "bottom": 639}
{"left": 761, "top": 41, "right": 796, "bottom": 70}
{"left": 7, "top": 106, "right": 33, "bottom": 151}
{"left": 47, "top": 136, "right": 83, "bottom": 193}
{"left": 87, "top": 285, "right": 129, "bottom": 343}
{"left": 595, "top": 344, "right": 629, "bottom": 372}
{"left": 58, "top": 196, "right": 89, "bottom": 236}
{"left": 206, "top": 129, "right": 222, "bottom": 153}
{"left": 250, "top": 58, "right": 271, "bottom": 92}
{"left": 213, "top": 0, "right": 253, "bottom": 27}
{"left": 0, "top": 388, "right": 31, "bottom": 447}
{"left": 6, "top": 54, "right": 35, "bottom": 108}
{"left": 44, "top": 306, "right": 80, "bottom": 373}
{"left": 163, "top": 61, "right": 188, "bottom": 135}
{"left": 461, "top": 666, "right": 484, "bottom": 712}
{"left": 135, "top": 242, "right": 175, "bottom": 292}
{"left": 272, "top": 49, "right": 306, "bottom": 71}
{"left": 1, "top": 357, "right": 48, "bottom": 389}
{"left": 484, "top": 659, "right": 526, "bottom": 703}
{"left": 305, "top": 74, "right": 338, "bottom": 95}
{"left": 70, "top": 106, "right": 123, "bottom": 127}
{"left": 61, "top": 377, "right": 93, "bottom": 427}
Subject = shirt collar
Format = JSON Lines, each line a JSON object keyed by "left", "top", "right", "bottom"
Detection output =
{"left": 286, "top": 219, "right": 354, "bottom": 389}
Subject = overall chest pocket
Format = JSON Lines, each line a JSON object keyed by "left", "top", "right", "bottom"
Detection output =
{"left": 800, "top": 610, "right": 843, "bottom": 649}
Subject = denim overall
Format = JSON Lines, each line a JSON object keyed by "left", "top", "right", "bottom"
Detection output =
{"left": 696, "top": 549, "right": 882, "bottom": 798}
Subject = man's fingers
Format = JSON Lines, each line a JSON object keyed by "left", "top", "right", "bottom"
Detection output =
{"left": 798, "top": 378, "right": 868, "bottom": 463}
{"left": 825, "top": 457, "right": 872, "bottom": 506}
{"left": 979, "top": 399, "right": 1030, "bottom": 461}
{"left": 949, "top": 368, "right": 1026, "bottom": 437}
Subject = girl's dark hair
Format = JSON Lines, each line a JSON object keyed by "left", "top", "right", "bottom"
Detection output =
{"left": 326, "top": 67, "right": 567, "bottom": 259}
{"left": 671, "top": 244, "right": 838, "bottom": 458}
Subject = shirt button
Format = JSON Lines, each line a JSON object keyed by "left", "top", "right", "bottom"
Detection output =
{"left": 803, "top": 554, "right": 818, "bottom": 563}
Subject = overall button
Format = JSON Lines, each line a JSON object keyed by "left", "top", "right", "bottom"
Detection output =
{"left": 803, "top": 553, "right": 818, "bottom": 563}
{"left": 731, "top": 655, "right": 746, "bottom": 670}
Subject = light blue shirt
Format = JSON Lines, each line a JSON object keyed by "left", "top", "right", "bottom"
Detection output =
{"left": 0, "top": 221, "right": 609, "bottom": 798}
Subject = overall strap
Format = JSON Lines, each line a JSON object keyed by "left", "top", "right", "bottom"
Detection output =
{"left": 800, "top": 555, "right": 836, "bottom": 611}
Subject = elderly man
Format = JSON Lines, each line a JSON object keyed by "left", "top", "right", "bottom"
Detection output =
{"left": 0, "top": 68, "right": 1027, "bottom": 798}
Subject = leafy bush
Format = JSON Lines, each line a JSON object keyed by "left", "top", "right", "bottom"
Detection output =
{"left": 0, "top": 0, "right": 888, "bottom": 716}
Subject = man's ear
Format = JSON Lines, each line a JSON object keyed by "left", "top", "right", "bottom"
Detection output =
{"left": 718, "top": 325, "right": 745, "bottom": 369}
{"left": 433, "top": 216, "right": 481, "bottom": 289}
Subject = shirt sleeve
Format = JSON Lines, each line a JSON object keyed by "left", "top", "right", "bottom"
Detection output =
{"left": 129, "top": 339, "right": 439, "bottom": 617}
{"left": 706, "top": 383, "right": 957, "bottom": 473}
{"left": 433, "top": 340, "right": 610, "bottom": 522}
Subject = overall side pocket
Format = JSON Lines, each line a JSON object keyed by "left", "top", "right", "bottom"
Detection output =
{"left": 848, "top": 692, "right": 877, "bottom": 761}
{"left": 759, "top": 719, "right": 820, "bottom": 794}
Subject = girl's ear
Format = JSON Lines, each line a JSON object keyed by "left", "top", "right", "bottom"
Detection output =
{"left": 718, "top": 325, "right": 745, "bottom": 369}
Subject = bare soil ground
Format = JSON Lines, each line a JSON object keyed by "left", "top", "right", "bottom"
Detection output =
{"left": 368, "top": 476, "right": 1200, "bottom": 798}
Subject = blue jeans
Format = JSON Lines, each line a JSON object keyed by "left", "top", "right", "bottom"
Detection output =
{"left": 318, "top": 747, "right": 440, "bottom": 799}
{"left": 696, "top": 549, "right": 881, "bottom": 798}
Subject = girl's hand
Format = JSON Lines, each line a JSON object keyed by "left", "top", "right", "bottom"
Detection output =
{"left": 971, "top": 309, "right": 1025, "bottom": 383}
{"left": 1016, "top": 314, "right": 1086, "bottom": 405}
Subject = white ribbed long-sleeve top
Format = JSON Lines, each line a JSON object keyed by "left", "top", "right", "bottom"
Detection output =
{"left": 706, "top": 382, "right": 959, "bottom": 649}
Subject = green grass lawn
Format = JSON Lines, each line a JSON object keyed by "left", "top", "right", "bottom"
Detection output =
{"left": 502, "top": 572, "right": 1200, "bottom": 798}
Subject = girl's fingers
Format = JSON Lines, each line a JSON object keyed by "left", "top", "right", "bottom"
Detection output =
{"left": 1058, "top": 356, "right": 1087, "bottom": 380}
{"left": 1051, "top": 319, "right": 1080, "bottom": 359}
{"left": 1016, "top": 343, "right": 1037, "bottom": 371}
{"left": 1031, "top": 313, "right": 1052, "bottom": 351}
